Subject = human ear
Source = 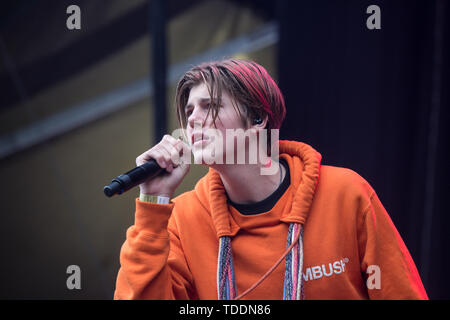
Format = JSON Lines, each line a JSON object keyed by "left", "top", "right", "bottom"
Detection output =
{"left": 252, "top": 115, "right": 268, "bottom": 129}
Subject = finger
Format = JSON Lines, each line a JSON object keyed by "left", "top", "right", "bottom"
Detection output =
{"left": 174, "top": 140, "right": 192, "bottom": 165}
{"left": 162, "top": 134, "right": 179, "bottom": 145}
{"left": 136, "top": 153, "right": 151, "bottom": 167}
{"left": 164, "top": 135, "right": 190, "bottom": 155}
{"left": 160, "top": 142, "right": 181, "bottom": 166}
{"left": 155, "top": 147, "right": 173, "bottom": 169}
{"left": 137, "top": 148, "right": 159, "bottom": 166}
{"left": 148, "top": 148, "right": 170, "bottom": 169}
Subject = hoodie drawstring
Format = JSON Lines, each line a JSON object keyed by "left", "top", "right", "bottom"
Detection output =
{"left": 217, "top": 222, "right": 304, "bottom": 300}
{"left": 217, "top": 236, "right": 238, "bottom": 299}
{"left": 283, "top": 222, "right": 305, "bottom": 300}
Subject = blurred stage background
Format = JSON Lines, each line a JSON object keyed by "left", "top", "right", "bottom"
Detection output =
{"left": 0, "top": 0, "right": 448, "bottom": 299}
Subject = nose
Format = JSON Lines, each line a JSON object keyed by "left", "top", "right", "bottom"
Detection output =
{"left": 187, "top": 106, "right": 208, "bottom": 129}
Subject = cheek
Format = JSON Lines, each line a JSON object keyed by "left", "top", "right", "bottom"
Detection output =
{"left": 219, "top": 111, "right": 241, "bottom": 128}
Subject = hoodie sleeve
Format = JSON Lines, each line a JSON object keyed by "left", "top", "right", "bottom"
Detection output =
{"left": 358, "top": 191, "right": 428, "bottom": 300}
{"left": 114, "top": 198, "right": 197, "bottom": 300}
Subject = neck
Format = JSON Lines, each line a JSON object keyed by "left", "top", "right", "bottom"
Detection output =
{"left": 211, "top": 161, "right": 284, "bottom": 205}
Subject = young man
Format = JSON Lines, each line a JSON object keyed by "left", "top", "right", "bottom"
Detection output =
{"left": 114, "top": 59, "right": 428, "bottom": 300}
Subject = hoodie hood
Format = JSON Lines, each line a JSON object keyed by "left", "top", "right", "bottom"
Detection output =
{"left": 194, "top": 140, "right": 322, "bottom": 238}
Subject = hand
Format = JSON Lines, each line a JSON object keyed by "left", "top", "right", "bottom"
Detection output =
{"left": 136, "top": 135, "right": 191, "bottom": 197}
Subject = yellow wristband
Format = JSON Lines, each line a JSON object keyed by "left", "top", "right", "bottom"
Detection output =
{"left": 139, "top": 193, "right": 170, "bottom": 204}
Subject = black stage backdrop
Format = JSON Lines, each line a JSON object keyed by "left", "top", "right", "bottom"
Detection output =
{"left": 277, "top": 0, "right": 449, "bottom": 299}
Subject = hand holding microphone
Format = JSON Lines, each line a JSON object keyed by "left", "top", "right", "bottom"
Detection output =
{"left": 104, "top": 135, "right": 191, "bottom": 198}
{"left": 136, "top": 135, "right": 191, "bottom": 198}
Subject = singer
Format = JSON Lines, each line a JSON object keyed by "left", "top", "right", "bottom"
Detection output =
{"left": 114, "top": 59, "right": 427, "bottom": 300}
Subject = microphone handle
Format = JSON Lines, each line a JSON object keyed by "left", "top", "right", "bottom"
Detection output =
{"left": 103, "top": 160, "right": 164, "bottom": 197}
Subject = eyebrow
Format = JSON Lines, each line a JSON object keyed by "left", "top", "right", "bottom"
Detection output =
{"left": 184, "top": 97, "right": 211, "bottom": 111}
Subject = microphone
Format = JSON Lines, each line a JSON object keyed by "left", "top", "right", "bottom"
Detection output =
{"left": 103, "top": 159, "right": 165, "bottom": 197}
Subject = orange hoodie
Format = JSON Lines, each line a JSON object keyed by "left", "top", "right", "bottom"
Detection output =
{"left": 114, "top": 140, "right": 428, "bottom": 300}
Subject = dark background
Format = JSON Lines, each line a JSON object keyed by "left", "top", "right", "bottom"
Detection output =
{"left": 278, "top": 0, "right": 449, "bottom": 299}
{"left": 0, "top": 0, "right": 448, "bottom": 299}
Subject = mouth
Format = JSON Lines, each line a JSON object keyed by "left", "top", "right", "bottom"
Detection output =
{"left": 191, "top": 132, "right": 210, "bottom": 145}
{"left": 193, "top": 139, "right": 210, "bottom": 148}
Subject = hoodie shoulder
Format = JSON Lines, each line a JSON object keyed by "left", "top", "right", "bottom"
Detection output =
{"left": 320, "top": 165, "right": 373, "bottom": 189}
{"left": 318, "top": 165, "right": 376, "bottom": 210}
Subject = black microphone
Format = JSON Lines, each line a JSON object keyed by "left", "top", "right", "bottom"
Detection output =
{"left": 103, "top": 159, "right": 165, "bottom": 197}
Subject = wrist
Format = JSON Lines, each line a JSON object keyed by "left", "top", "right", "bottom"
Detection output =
{"left": 139, "top": 193, "right": 171, "bottom": 204}
{"left": 139, "top": 187, "right": 173, "bottom": 199}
